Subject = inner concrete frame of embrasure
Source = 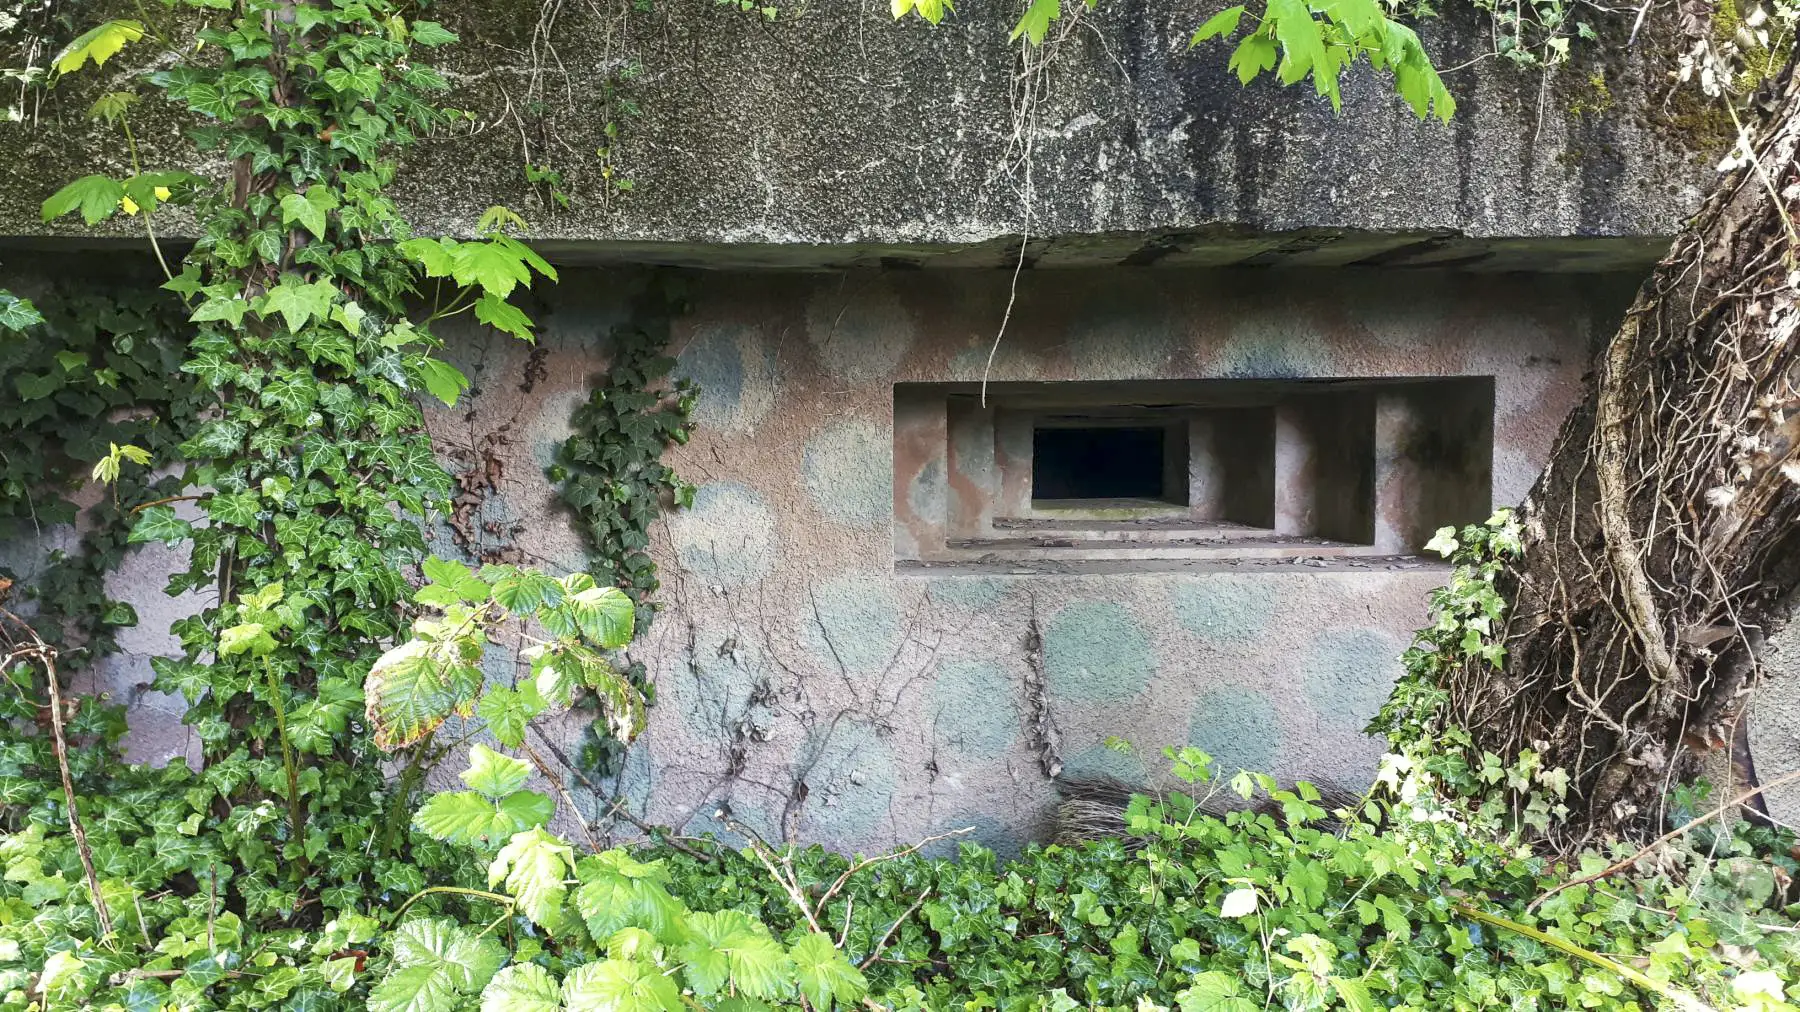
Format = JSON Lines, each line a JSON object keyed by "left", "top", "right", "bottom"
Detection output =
{"left": 893, "top": 378, "right": 1494, "bottom": 570}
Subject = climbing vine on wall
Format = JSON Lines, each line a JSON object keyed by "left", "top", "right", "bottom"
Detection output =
{"left": 550, "top": 275, "right": 698, "bottom": 776}
{"left": 0, "top": 281, "right": 198, "bottom": 663}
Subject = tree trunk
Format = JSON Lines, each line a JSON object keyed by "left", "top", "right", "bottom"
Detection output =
{"left": 1451, "top": 64, "right": 1800, "bottom": 837}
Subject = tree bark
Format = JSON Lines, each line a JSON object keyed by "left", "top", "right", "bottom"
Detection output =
{"left": 1451, "top": 63, "right": 1800, "bottom": 838}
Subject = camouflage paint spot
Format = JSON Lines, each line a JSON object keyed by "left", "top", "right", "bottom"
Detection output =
{"left": 803, "top": 571, "right": 900, "bottom": 675}
{"left": 803, "top": 419, "right": 891, "bottom": 529}
{"left": 1215, "top": 316, "right": 1336, "bottom": 379}
{"left": 927, "top": 577, "right": 1009, "bottom": 611}
{"left": 932, "top": 660, "right": 1019, "bottom": 760}
{"left": 530, "top": 387, "right": 588, "bottom": 469}
{"left": 948, "top": 343, "right": 1049, "bottom": 382}
{"left": 672, "top": 627, "right": 776, "bottom": 741}
{"left": 1302, "top": 628, "right": 1405, "bottom": 729}
{"left": 796, "top": 718, "right": 896, "bottom": 840}
{"left": 674, "top": 321, "right": 778, "bottom": 433}
{"left": 1061, "top": 741, "right": 1148, "bottom": 786}
{"left": 667, "top": 482, "right": 775, "bottom": 587}
{"left": 1043, "top": 601, "right": 1154, "bottom": 703}
{"left": 907, "top": 458, "right": 945, "bottom": 525}
{"left": 1068, "top": 299, "right": 1180, "bottom": 379}
{"left": 1188, "top": 687, "right": 1280, "bottom": 774}
{"left": 1169, "top": 576, "right": 1279, "bottom": 644}
{"left": 805, "top": 282, "right": 914, "bottom": 383}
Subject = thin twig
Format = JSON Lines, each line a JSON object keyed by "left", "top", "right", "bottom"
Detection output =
{"left": 812, "top": 826, "right": 972, "bottom": 922}
{"left": 1529, "top": 768, "right": 1800, "bottom": 911}
{"left": 20, "top": 629, "right": 115, "bottom": 941}
{"left": 719, "top": 812, "right": 823, "bottom": 934}
{"left": 858, "top": 888, "right": 930, "bottom": 970}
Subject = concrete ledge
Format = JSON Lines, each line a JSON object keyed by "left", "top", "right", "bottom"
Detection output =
{"left": 0, "top": 1, "right": 1710, "bottom": 256}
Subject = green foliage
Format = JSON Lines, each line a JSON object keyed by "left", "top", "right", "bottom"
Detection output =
{"left": 366, "top": 751, "right": 870, "bottom": 1012}
{"left": 0, "top": 292, "right": 42, "bottom": 334}
{"left": 0, "top": 282, "right": 198, "bottom": 667}
{"left": 892, "top": 0, "right": 1453, "bottom": 120}
{"left": 1193, "top": 0, "right": 1455, "bottom": 119}
{"left": 548, "top": 278, "right": 697, "bottom": 777}
{"left": 51, "top": 19, "right": 146, "bottom": 76}
{"left": 631, "top": 748, "right": 1800, "bottom": 1012}
{"left": 364, "top": 561, "right": 643, "bottom": 751}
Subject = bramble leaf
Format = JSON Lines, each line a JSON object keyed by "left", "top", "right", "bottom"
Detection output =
{"left": 480, "top": 964, "right": 562, "bottom": 1012}
{"left": 490, "top": 827, "right": 574, "bottom": 933}
{"left": 789, "top": 931, "right": 866, "bottom": 1009}
{"left": 413, "top": 791, "right": 516, "bottom": 848}
{"left": 560, "top": 958, "right": 680, "bottom": 1012}
{"left": 462, "top": 744, "right": 530, "bottom": 799}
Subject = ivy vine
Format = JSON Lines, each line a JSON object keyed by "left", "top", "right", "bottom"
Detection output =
{"left": 550, "top": 275, "right": 698, "bottom": 777}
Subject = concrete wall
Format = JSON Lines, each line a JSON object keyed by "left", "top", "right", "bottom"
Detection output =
{"left": 0, "top": 259, "right": 1638, "bottom": 853}
{"left": 405, "top": 265, "right": 1628, "bottom": 853}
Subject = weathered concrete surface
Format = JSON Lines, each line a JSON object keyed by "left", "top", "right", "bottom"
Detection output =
{"left": 408, "top": 264, "right": 1630, "bottom": 854}
{"left": 1, "top": 256, "right": 1638, "bottom": 852}
{"left": 0, "top": 1, "right": 1708, "bottom": 264}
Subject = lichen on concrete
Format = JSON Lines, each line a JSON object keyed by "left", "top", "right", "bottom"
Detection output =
{"left": 1043, "top": 600, "right": 1155, "bottom": 703}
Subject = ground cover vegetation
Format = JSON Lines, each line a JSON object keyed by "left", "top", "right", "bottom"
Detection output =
{"left": 2, "top": 0, "right": 1800, "bottom": 1010}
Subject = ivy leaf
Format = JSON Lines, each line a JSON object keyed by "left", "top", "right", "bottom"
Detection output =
{"left": 129, "top": 505, "right": 193, "bottom": 546}
{"left": 0, "top": 292, "right": 42, "bottom": 333}
{"left": 462, "top": 744, "right": 531, "bottom": 799}
{"left": 54, "top": 19, "right": 145, "bottom": 74}
{"left": 480, "top": 964, "right": 562, "bottom": 1012}
{"left": 190, "top": 295, "right": 251, "bottom": 327}
{"left": 412, "top": 791, "right": 516, "bottom": 848}
{"left": 259, "top": 277, "right": 338, "bottom": 332}
{"left": 489, "top": 827, "right": 574, "bottom": 933}
{"left": 474, "top": 292, "right": 534, "bottom": 343}
{"left": 789, "top": 932, "right": 865, "bottom": 1009}
{"left": 218, "top": 622, "right": 277, "bottom": 658}
{"left": 560, "top": 959, "right": 680, "bottom": 1012}
{"left": 280, "top": 187, "right": 339, "bottom": 239}
{"left": 417, "top": 358, "right": 470, "bottom": 407}
{"left": 14, "top": 371, "right": 60, "bottom": 400}
{"left": 42, "top": 174, "right": 126, "bottom": 225}
{"left": 411, "top": 20, "right": 460, "bottom": 46}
